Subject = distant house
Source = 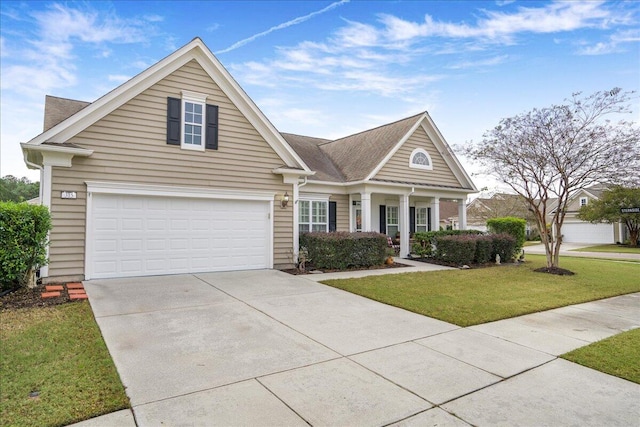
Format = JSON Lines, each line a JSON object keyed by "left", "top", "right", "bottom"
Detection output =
{"left": 554, "top": 185, "right": 627, "bottom": 244}
{"left": 20, "top": 38, "right": 477, "bottom": 283}
{"left": 465, "top": 193, "right": 535, "bottom": 235}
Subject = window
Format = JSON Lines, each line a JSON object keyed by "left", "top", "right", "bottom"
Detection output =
{"left": 183, "top": 101, "right": 203, "bottom": 147}
{"left": 416, "top": 207, "right": 428, "bottom": 232}
{"left": 353, "top": 201, "right": 362, "bottom": 232}
{"left": 409, "top": 148, "right": 433, "bottom": 170}
{"left": 166, "top": 92, "right": 218, "bottom": 151}
{"left": 181, "top": 92, "right": 207, "bottom": 151}
{"left": 299, "top": 200, "right": 328, "bottom": 233}
{"left": 580, "top": 197, "right": 588, "bottom": 207}
{"left": 387, "top": 206, "right": 398, "bottom": 237}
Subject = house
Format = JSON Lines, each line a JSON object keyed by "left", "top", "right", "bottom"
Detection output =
{"left": 555, "top": 185, "right": 627, "bottom": 244}
{"left": 21, "top": 38, "right": 476, "bottom": 283}
{"left": 465, "top": 193, "right": 537, "bottom": 236}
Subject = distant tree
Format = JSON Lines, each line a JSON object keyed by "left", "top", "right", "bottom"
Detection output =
{"left": 0, "top": 176, "right": 39, "bottom": 202}
{"left": 577, "top": 186, "right": 640, "bottom": 247}
{"left": 469, "top": 88, "right": 640, "bottom": 271}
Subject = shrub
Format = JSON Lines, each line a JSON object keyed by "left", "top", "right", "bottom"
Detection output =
{"left": 413, "top": 229, "right": 484, "bottom": 246}
{"left": 487, "top": 217, "right": 526, "bottom": 256}
{"left": 434, "top": 234, "right": 477, "bottom": 266}
{"left": 0, "top": 202, "right": 51, "bottom": 291}
{"left": 299, "top": 232, "right": 386, "bottom": 270}
{"left": 490, "top": 233, "right": 517, "bottom": 262}
{"left": 474, "top": 235, "right": 494, "bottom": 264}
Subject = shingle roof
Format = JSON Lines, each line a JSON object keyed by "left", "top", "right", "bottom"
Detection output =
{"left": 318, "top": 113, "right": 423, "bottom": 182}
{"left": 43, "top": 95, "right": 90, "bottom": 132}
{"left": 280, "top": 133, "right": 344, "bottom": 182}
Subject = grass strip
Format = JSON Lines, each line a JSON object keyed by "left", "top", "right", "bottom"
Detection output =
{"left": 1, "top": 302, "right": 129, "bottom": 427}
{"left": 571, "top": 244, "right": 640, "bottom": 254}
{"left": 562, "top": 328, "right": 640, "bottom": 384}
{"left": 322, "top": 255, "right": 640, "bottom": 327}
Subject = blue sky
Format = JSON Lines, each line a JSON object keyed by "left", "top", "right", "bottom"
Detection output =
{"left": 1, "top": 0, "right": 639, "bottom": 192}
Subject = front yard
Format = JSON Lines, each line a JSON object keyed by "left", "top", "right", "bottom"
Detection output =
{"left": 322, "top": 254, "right": 640, "bottom": 327}
{"left": 1, "top": 302, "right": 129, "bottom": 427}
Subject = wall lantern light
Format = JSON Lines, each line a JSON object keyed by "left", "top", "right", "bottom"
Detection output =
{"left": 281, "top": 192, "right": 290, "bottom": 208}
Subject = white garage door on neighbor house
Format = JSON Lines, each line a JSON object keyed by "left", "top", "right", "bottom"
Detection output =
{"left": 86, "top": 192, "right": 272, "bottom": 279}
{"left": 561, "top": 222, "right": 614, "bottom": 244}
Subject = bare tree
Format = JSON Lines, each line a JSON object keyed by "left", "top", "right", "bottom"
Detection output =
{"left": 469, "top": 88, "right": 640, "bottom": 270}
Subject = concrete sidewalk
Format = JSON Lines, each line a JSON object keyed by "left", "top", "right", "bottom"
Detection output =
{"left": 73, "top": 269, "right": 639, "bottom": 427}
{"left": 525, "top": 242, "right": 640, "bottom": 261}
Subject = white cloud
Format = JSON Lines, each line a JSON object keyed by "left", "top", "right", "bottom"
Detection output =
{"left": 577, "top": 28, "right": 640, "bottom": 55}
{"left": 216, "top": 0, "right": 349, "bottom": 54}
{"left": 447, "top": 54, "right": 509, "bottom": 70}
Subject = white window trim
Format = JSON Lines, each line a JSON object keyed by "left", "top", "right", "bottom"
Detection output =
{"left": 409, "top": 148, "right": 433, "bottom": 170}
{"left": 386, "top": 205, "right": 399, "bottom": 236}
{"left": 298, "top": 195, "right": 329, "bottom": 233}
{"left": 580, "top": 197, "right": 588, "bottom": 207}
{"left": 181, "top": 91, "right": 208, "bottom": 152}
{"left": 415, "top": 206, "right": 428, "bottom": 232}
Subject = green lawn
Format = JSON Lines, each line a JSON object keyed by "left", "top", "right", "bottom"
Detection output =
{"left": 1, "top": 303, "right": 129, "bottom": 427}
{"left": 572, "top": 244, "right": 640, "bottom": 254}
{"left": 322, "top": 254, "right": 640, "bottom": 327}
{"left": 562, "top": 328, "right": 640, "bottom": 384}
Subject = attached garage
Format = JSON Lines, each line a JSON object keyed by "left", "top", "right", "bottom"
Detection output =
{"left": 85, "top": 183, "right": 274, "bottom": 280}
{"left": 561, "top": 222, "right": 614, "bottom": 244}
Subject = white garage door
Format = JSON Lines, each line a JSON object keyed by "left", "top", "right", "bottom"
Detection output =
{"left": 561, "top": 222, "right": 614, "bottom": 244}
{"left": 88, "top": 193, "right": 271, "bottom": 279}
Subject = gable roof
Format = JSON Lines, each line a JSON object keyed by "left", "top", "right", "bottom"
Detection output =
{"left": 319, "top": 113, "right": 422, "bottom": 182}
{"left": 43, "top": 95, "right": 90, "bottom": 132}
{"left": 23, "top": 37, "right": 309, "bottom": 172}
{"left": 282, "top": 112, "right": 476, "bottom": 191}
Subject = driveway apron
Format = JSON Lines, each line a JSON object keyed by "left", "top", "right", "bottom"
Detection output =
{"left": 84, "top": 271, "right": 640, "bottom": 427}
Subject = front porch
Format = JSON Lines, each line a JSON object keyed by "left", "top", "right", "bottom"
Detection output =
{"left": 348, "top": 189, "right": 468, "bottom": 258}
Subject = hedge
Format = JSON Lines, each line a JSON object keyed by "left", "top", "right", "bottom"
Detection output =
{"left": 0, "top": 202, "right": 51, "bottom": 291}
{"left": 490, "top": 233, "right": 517, "bottom": 262}
{"left": 434, "top": 234, "right": 477, "bottom": 265}
{"left": 299, "top": 232, "right": 387, "bottom": 270}
{"left": 487, "top": 217, "right": 526, "bottom": 257}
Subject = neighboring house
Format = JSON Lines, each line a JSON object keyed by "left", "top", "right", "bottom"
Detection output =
{"left": 554, "top": 185, "right": 626, "bottom": 244}
{"left": 21, "top": 38, "right": 476, "bottom": 283}
{"left": 465, "top": 193, "right": 536, "bottom": 235}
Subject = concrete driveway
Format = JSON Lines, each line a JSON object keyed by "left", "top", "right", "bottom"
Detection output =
{"left": 82, "top": 270, "right": 640, "bottom": 426}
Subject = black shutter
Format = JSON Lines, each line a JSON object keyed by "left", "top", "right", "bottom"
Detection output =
{"left": 205, "top": 104, "right": 219, "bottom": 150}
{"left": 410, "top": 207, "right": 416, "bottom": 234}
{"left": 379, "top": 205, "right": 386, "bottom": 234}
{"left": 427, "top": 207, "right": 432, "bottom": 231}
{"left": 166, "top": 97, "right": 181, "bottom": 145}
{"left": 329, "top": 201, "right": 337, "bottom": 232}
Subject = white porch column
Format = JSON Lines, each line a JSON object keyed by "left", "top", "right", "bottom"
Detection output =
{"left": 399, "top": 194, "right": 410, "bottom": 257}
{"left": 39, "top": 164, "right": 53, "bottom": 278}
{"left": 430, "top": 197, "right": 440, "bottom": 231}
{"left": 458, "top": 198, "right": 467, "bottom": 230}
{"left": 361, "top": 192, "right": 371, "bottom": 232}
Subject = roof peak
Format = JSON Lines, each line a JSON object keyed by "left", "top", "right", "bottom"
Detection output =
{"left": 319, "top": 112, "right": 425, "bottom": 147}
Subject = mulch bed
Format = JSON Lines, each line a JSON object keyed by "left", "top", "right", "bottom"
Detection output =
{"left": 0, "top": 285, "right": 71, "bottom": 311}
{"left": 533, "top": 266, "right": 575, "bottom": 276}
{"left": 282, "top": 262, "right": 411, "bottom": 275}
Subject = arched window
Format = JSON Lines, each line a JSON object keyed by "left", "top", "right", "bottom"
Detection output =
{"left": 409, "top": 148, "right": 433, "bottom": 170}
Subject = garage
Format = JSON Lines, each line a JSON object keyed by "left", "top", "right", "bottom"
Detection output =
{"left": 561, "top": 222, "right": 614, "bottom": 244}
{"left": 86, "top": 189, "right": 272, "bottom": 279}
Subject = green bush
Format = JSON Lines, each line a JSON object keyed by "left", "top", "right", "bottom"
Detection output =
{"left": 474, "top": 235, "right": 494, "bottom": 264}
{"left": 490, "top": 233, "right": 517, "bottom": 262}
{"left": 434, "top": 234, "right": 477, "bottom": 266}
{"left": 299, "top": 232, "right": 386, "bottom": 270}
{"left": 413, "top": 229, "right": 484, "bottom": 246}
{"left": 0, "top": 202, "right": 51, "bottom": 291}
{"left": 487, "top": 217, "right": 526, "bottom": 256}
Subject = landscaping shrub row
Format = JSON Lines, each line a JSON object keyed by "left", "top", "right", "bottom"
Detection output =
{"left": 412, "top": 229, "right": 484, "bottom": 258}
{"left": 300, "top": 232, "right": 387, "bottom": 270}
{"left": 434, "top": 233, "right": 517, "bottom": 266}
{"left": 0, "top": 202, "right": 51, "bottom": 291}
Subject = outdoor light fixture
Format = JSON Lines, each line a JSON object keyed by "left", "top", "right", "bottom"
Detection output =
{"left": 281, "top": 192, "right": 290, "bottom": 208}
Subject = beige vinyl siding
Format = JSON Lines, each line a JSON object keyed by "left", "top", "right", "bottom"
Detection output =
{"left": 374, "top": 126, "right": 462, "bottom": 187}
{"left": 330, "top": 193, "right": 350, "bottom": 231}
{"left": 48, "top": 60, "right": 293, "bottom": 278}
